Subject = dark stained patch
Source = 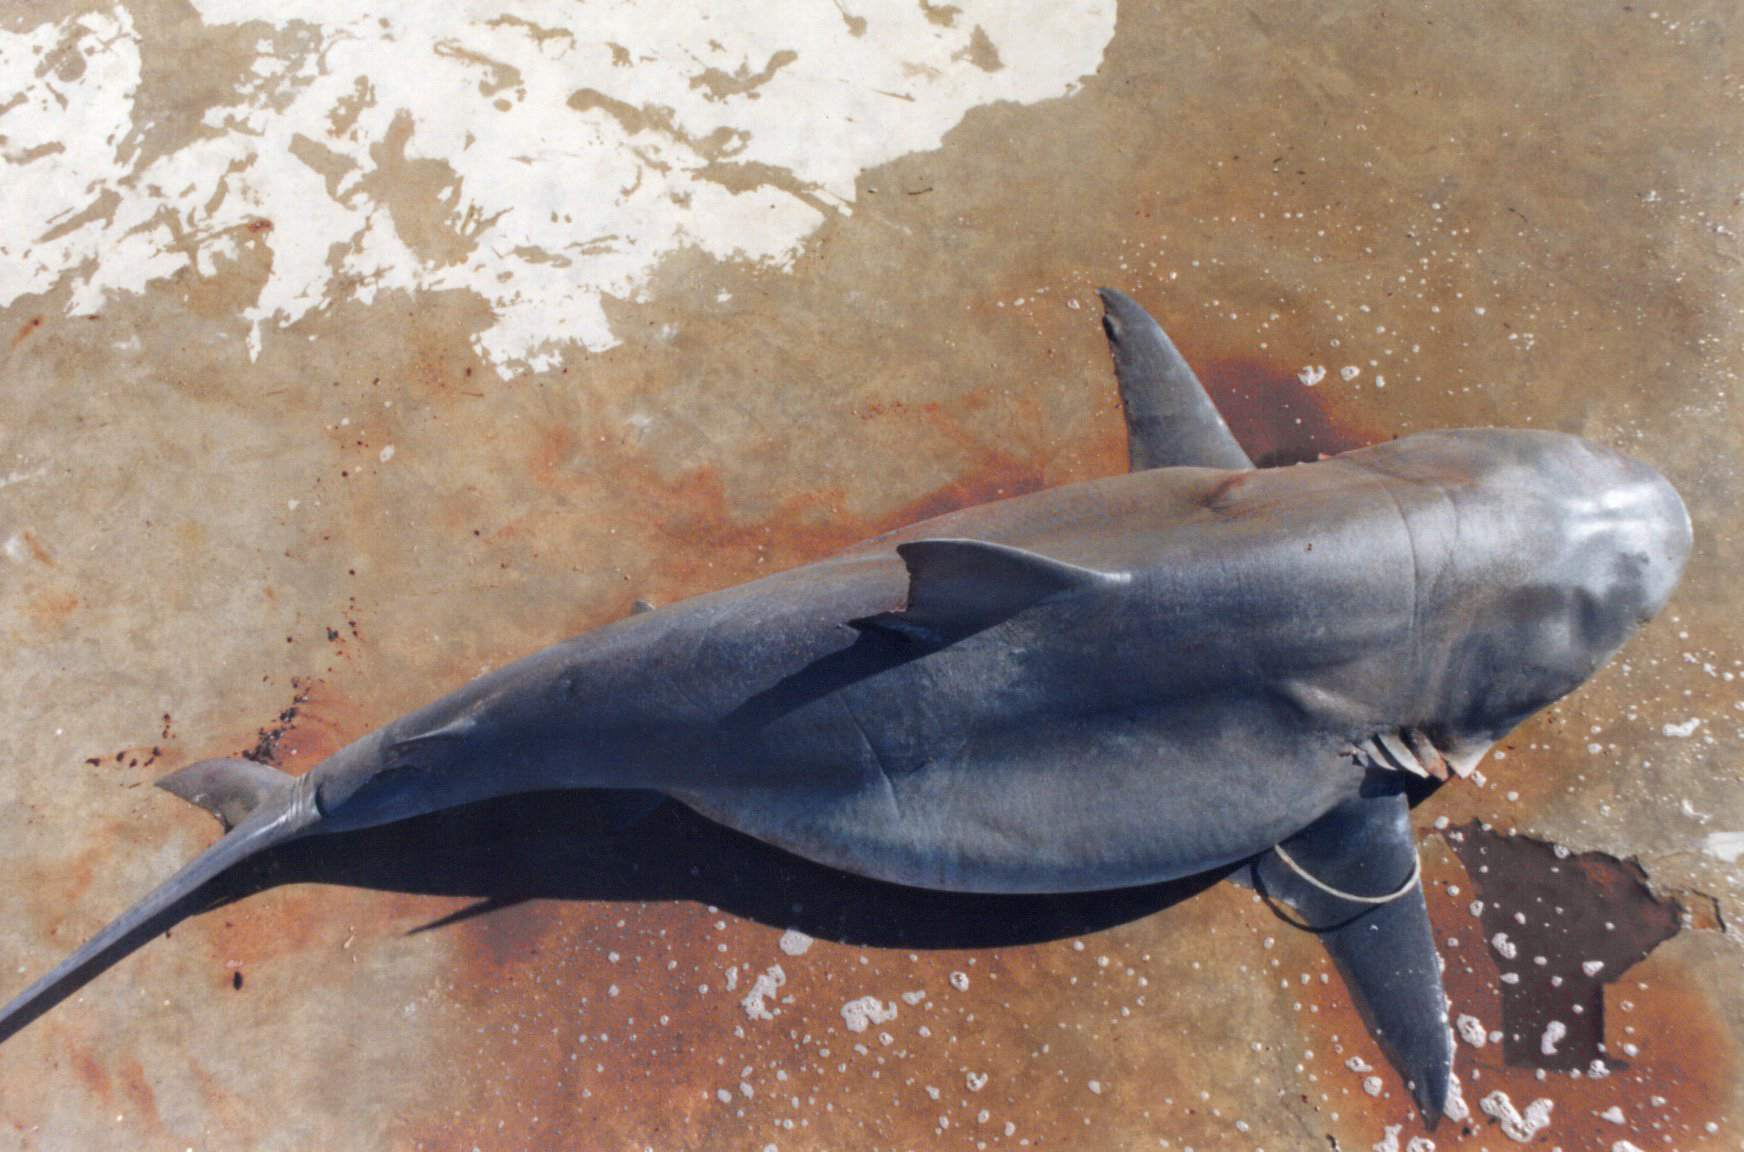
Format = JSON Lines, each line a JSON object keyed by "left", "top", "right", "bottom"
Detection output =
{"left": 1443, "top": 822, "right": 1680, "bottom": 1070}
{"left": 1200, "top": 357, "right": 1379, "bottom": 467}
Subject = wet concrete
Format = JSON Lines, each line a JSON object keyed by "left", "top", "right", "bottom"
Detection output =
{"left": 3, "top": 2, "right": 1742, "bottom": 1150}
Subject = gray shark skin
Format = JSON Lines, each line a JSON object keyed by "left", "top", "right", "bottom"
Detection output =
{"left": 0, "top": 290, "right": 1690, "bottom": 1126}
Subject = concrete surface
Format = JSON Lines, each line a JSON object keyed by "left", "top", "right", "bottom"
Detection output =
{"left": 2, "top": 2, "right": 1741, "bottom": 1150}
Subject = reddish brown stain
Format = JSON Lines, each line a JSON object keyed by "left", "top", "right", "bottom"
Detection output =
{"left": 22, "top": 531, "right": 53, "bottom": 567}
{"left": 1201, "top": 357, "right": 1380, "bottom": 467}
{"left": 12, "top": 314, "right": 43, "bottom": 349}
{"left": 25, "top": 590, "right": 78, "bottom": 630}
{"left": 117, "top": 1058, "right": 160, "bottom": 1128}
{"left": 67, "top": 1042, "right": 112, "bottom": 1103}
{"left": 259, "top": 679, "right": 367, "bottom": 771}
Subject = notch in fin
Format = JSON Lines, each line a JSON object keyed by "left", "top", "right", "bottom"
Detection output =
{"left": 858, "top": 538, "right": 1129, "bottom": 641}
{"left": 1253, "top": 788, "right": 1454, "bottom": 1125}
{"left": 1098, "top": 288, "right": 1254, "bottom": 472}
{"left": 158, "top": 758, "right": 294, "bottom": 831}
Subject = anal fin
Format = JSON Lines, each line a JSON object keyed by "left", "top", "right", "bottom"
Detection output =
{"left": 1253, "top": 787, "right": 1453, "bottom": 1125}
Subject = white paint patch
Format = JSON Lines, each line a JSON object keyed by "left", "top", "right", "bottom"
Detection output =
{"left": 1702, "top": 830, "right": 1744, "bottom": 863}
{"left": 840, "top": 994, "right": 897, "bottom": 1033}
{"left": 1480, "top": 1091, "right": 1553, "bottom": 1143}
{"left": 776, "top": 928, "right": 812, "bottom": 956}
{"left": 1456, "top": 1014, "right": 1486, "bottom": 1048}
{"left": 740, "top": 963, "right": 785, "bottom": 1021}
{"left": 1661, "top": 717, "right": 1702, "bottom": 738}
{"left": 1, "top": 1, "right": 1115, "bottom": 375}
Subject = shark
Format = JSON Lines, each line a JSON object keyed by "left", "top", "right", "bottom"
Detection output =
{"left": 0, "top": 290, "right": 1691, "bottom": 1122}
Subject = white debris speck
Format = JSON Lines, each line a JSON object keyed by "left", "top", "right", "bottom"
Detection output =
{"left": 1362, "top": 1076, "right": 1383, "bottom": 1097}
{"left": 1611, "top": 1143, "right": 1645, "bottom": 1152}
{"left": 1599, "top": 1105, "right": 1626, "bottom": 1124}
{"left": 741, "top": 964, "right": 786, "bottom": 1021}
{"left": 1456, "top": 1014, "right": 1487, "bottom": 1048}
{"left": 1087, "top": 1079, "right": 1102, "bottom": 1095}
{"left": 1469, "top": 900, "right": 1484, "bottom": 918}
{"left": 1582, "top": 960, "right": 1606, "bottom": 977}
{"left": 900, "top": 989, "right": 926, "bottom": 1006}
{"left": 777, "top": 928, "right": 813, "bottom": 956}
{"left": 725, "top": 967, "right": 739, "bottom": 992}
{"left": 1480, "top": 1091, "right": 1553, "bottom": 1142}
{"left": 1340, "top": 365, "right": 1361, "bottom": 381}
{"left": 379, "top": 444, "right": 395, "bottom": 463}
{"left": 1491, "top": 932, "right": 1518, "bottom": 960}
{"left": 1589, "top": 1059, "right": 1611, "bottom": 1079}
{"left": 1662, "top": 717, "right": 1701, "bottom": 738}
{"left": 966, "top": 1071, "right": 988, "bottom": 1092}
{"left": 1299, "top": 364, "right": 1327, "bottom": 387}
{"left": 1372, "top": 1125, "right": 1402, "bottom": 1152}
{"left": 287, "top": 499, "right": 300, "bottom": 511}
{"left": 949, "top": 970, "right": 970, "bottom": 992}
{"left": 1346, "top": 1056, "right": 1373, "bottom": 1074}
{"left": 1540, "top": 1020, "right": 1566, "bottom": 1056}
{"left": 841, "top": 996, "right": 897, "bottom": 1033}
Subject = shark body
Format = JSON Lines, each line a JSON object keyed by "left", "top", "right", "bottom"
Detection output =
{"left": 0, "top": 291, "right": 1691, "bottom": 1122}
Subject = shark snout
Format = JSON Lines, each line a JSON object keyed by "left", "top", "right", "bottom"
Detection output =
{"left": 1572, "top": 451, "right": 1691, "bottom": 624}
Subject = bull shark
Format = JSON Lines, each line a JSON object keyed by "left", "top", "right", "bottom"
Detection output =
{"left": 0, "top": 290, "right": 1690, "bottom": 1123}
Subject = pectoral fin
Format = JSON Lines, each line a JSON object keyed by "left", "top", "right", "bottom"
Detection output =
{"left": 1253, "top": 787, "right": 1453, "bottom": 1124}
{"left": 1098, "top": 288, "right": 1253, "bottom": 472}
{"left": 857, "top": 538, "right": 1129, "bottom": 641}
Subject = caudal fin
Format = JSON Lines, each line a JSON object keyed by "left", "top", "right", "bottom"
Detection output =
{"left": 0, "top": 768, "right": 319, "bottom": 1042}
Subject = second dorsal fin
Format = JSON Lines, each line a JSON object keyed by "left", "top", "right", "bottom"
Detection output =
{"left": 1098, "top": 288, "right": 1253, "bottom": 472}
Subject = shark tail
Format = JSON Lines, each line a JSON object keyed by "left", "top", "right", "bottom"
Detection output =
{"left": 0, "top": 761, "right": 320, "bottom": 1041}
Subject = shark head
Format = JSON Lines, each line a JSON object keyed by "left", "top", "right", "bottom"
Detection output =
{"left": 1365, "top": 428, "right": 1691, "bottom": 760}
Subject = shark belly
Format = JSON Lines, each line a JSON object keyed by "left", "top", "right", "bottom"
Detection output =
{"left": 671, "top": 690, "right": 1363, "bottom": 893}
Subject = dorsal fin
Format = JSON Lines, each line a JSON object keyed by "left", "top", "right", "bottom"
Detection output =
{"left": 1098, "top": 288, "right": 1253, "bottom": 472}
{"left": 860, "top": 538, "right": 1129, "bottom": 641}
{"left": 157, "top": 758, "right": 294, "bottom": 831}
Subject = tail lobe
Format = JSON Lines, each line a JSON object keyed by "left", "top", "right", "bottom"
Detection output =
{"left": 0, "top": 770, "right": 319, "bottom": 1041}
